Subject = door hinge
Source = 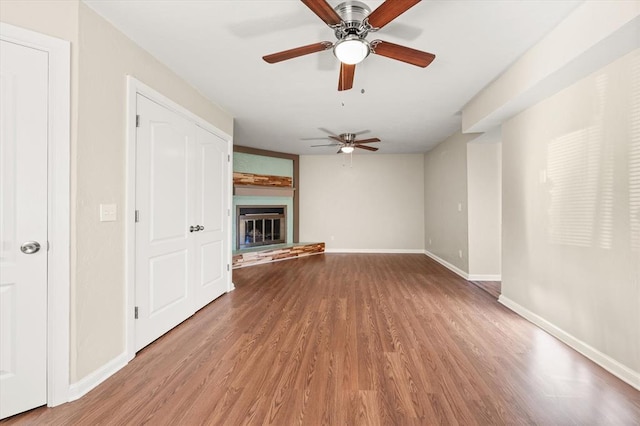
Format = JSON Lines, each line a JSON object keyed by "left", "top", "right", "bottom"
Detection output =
{"left": 134, "top": 306, "right": 139, "bottom": 319}
{"left": 135, "top": 114, "right": 140, "bottom": 128}
{"left": 227, "top": 154, "right": 230, "bottom": 162}
{"left": 227, "top": 264, "right": 230, "bottom": 271}
{"left": 227, "top": 208, "right": 230, "bottom": 217}
{"left": 135, "top": 210, "right": 140, "bottom": 222}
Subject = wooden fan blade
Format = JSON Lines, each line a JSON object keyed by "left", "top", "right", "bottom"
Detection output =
{"left": 263, "top": 42, "right": 332, "bottom": 63}
{"left": 371, "top": 40, "right": 435, "bottom": 67}
{"left": 354, "top": 138, "right": 381, "bottom": 144}
{"left": 301, "top": 0, "right": 342, "bottom": 26}
{"left": 355, "top": 144, "right": 379, "bottom": 151}
{"left": 338, "top": 63, "right": 355, "bottom": 91}
{"left": 366, "top": 0, "right": 421, "bottom": 29}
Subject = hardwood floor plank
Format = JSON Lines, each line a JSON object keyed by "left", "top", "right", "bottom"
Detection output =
{"left": 3, "top": 254, "right": 639, "bottom": 425}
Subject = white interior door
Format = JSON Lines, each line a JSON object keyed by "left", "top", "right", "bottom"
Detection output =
{"left": 0, "top": 39, "right": 49, "bottom": 419}
{"left": 135, "top": 95, "right": 196, "bottom": 351}
{"left": 193, "top": 126, "right": 228, "bottom": 309}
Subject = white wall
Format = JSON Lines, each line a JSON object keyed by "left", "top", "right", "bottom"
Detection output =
{"left": 1, "top": 0, "right": 234, "bottom": 383}
{"left": 467, "top": 138, "right": 502, "bottom": 278}
{"left": 501, "top": 49, "right": 640, "bottom": 384}
{"left": 299, "top": 154, "right": 424, "bottom": 252}
{"left": 424, "top": 131, "right": 478, "bottom": 273}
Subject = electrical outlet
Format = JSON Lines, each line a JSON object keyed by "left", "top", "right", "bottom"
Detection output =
{"left": 458, "top": 203, "right": 462, "bottom": 212}
{"left": 429, "top": 238, "right": 432, "bottom": 245}
{"left": 458, "top": 249, "right": 463, "bottom": 258}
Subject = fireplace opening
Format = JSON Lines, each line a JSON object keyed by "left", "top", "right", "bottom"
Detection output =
{"left": 237, "top": 205, "right": 286, "bottom": 250}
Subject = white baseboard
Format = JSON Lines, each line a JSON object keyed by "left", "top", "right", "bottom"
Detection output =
{"left": 499, "top": 295, "right": 640, "bottom": 391}
{"left": 423, "top": 250, "right": 469, "bottom": 279}
{"left": 68, "top": 352, "right": 128, "bottom": 402}
{"left": 325, "top": 248, "right": 425, "bottom": 254}
{"left": 293, "top": 250, "right": 500, "bottom": 282}
{"left": 467, "top": 274, "right": 501, "bottom": 281}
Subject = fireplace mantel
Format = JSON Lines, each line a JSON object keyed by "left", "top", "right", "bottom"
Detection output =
{"left": 233, "top": 172, "right": 294, "bottom": 197}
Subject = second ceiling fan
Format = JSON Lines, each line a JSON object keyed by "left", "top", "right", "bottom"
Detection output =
{"left": 263, "top": 0, "right": 436, "bottom": 91}
{"left": 311, "top": 132, "right": 380, "bottom": 153}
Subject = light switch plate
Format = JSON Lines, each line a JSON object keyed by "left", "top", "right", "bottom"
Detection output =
{"left": 100, "top": 204, "right": 117, "bottom": 222}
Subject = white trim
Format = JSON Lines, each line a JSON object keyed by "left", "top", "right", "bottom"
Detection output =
{"left": 227, "top": 144, "right": 234, "bottom": 293}
{"left": 467, "top": 274, "right": 501, "bottom": 281}
{"left": 0, "top": 22, "right": 71, "bottom": 407}
{"left": 423, "top": 250, "right": 469, "bottom": 279}
{"left": 125, "top": 76, "right": 233, "bottom": 361}
{"left": 326, "top": 250, "right": 499, "bottom": 282}
{"left": 67, "top": 352, "right": 128, "bottom": 402}
{"left": 499, "top": 295, "right": 640, "bottom": 391}
{"left": 125, "top": 77, "right": 137, "bottom": 362}
{"left": 325, "top": 248, "right": 425, "bottom": 254}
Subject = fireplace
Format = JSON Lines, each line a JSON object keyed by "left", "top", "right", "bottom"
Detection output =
{"left": 237, "top": 205, "right": 286, "bottom": 250}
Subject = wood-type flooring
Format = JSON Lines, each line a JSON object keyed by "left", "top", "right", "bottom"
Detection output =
{"left": 4, "top": 254, "right": 639, "bottom": 425}
{"left": 469, "top": 280, "right": 501, "bottom": 299}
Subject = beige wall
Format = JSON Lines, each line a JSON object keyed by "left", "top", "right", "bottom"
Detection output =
{"left": 424, "top": 131, "right": 477, "bottom": 272}
{"left": 299, "top": 154, "right": 424, "bottom": 251}
{"left": 0, "top": 1, "right": 79, "bottom": 43}
{"left": 463, "top": 1, "right": 640, "bottom": 133}
{"left": 467, "top": 140, "right": 501, "bottom": 277}
{"left": 74, "top": 2, "right": 232, "bottom": 380}
{"left": 502, "top": 49, "right": 640, "bottom": 376}
{"left": 1, "top": 0, "right": 233, "bottom": 382}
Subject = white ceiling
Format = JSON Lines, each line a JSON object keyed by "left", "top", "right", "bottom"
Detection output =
{"left": 83, "top": 0, "right": 582, "bottom": 155}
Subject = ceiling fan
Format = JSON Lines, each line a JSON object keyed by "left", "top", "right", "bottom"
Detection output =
{"left": 311, "top": 132, "right": 380, "bottom": 153}
{"left": 262, "top": 0, "right": 435, "bottom": 91}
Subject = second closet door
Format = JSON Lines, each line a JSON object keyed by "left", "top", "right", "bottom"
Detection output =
{"left": 193, "top": 125, "right": 228, "bottom": 310}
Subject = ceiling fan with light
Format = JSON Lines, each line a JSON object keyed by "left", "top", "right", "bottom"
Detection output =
{"left": 262, "top": 0, "right": 435, "bottom": 91}
{"left": 311, "top": 132, "right": 380, "bottom": 153}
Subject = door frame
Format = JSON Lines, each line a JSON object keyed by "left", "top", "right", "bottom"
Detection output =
{"left": 0, "top": 23, "right": 71, "bottom": 406}
{"left": 124, "top": 77, "right": 233, "bottom": 361}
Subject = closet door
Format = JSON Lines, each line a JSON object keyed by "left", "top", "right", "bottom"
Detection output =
{"left": 193, "top": 126, "right": 229, "bottom": 309}
{"left": 135, "top": 94, "right": 196, "bottom": 351}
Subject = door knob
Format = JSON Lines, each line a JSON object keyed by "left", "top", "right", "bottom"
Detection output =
{"left": 20, "top": 241, "right": 41, "bottom": 254}
{"left": 189, "top": 226, "right": 196, "bottom": 233}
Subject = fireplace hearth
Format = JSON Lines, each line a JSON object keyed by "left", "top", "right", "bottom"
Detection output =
{"left": 237, "top": 205, "right": 286, "bottom": 250}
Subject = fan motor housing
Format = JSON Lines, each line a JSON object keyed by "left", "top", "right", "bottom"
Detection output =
{"left": 340, "top": 133, "right": 356, "bottom": 143}
{"left": 334, "top": 1, "right": 372, "bottom": 38}
{"left": 335, "top": 1, "right": 371, "bottom": 23}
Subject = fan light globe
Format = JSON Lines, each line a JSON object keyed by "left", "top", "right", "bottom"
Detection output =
{"left": 341, "top": 146, "right": 355, "bottom": 153}
{"left": 334, "top": 37, "right": 369, "bottom": 65}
